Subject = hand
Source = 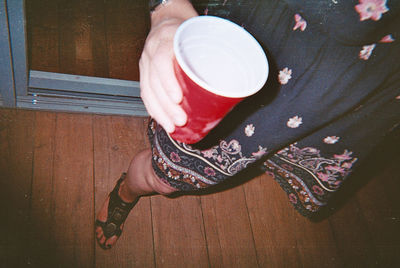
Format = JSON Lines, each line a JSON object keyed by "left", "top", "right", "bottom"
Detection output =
{"left": 139, "top": 18, "right": 187, "bottom": 133}
{"left": 140, "top": 0, "right": 197, "bottom": 133}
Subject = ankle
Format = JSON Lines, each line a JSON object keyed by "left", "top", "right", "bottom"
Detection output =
{"left": 118, "top": 181, "right": 140, "bottom": 203}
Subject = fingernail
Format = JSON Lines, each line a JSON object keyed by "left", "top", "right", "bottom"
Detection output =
{"left": 174, "top": 115, "right": 186, "bottom": 126}
{"left": 164, "top": 124, "right": 174, "bottom": 133}
{"left": 170, "top": 92, "right": 182, "bottom": 103}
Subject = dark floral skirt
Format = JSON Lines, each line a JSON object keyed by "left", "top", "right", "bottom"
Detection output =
{"left": 148, "top": 0, "right": 400, "bottom": 217}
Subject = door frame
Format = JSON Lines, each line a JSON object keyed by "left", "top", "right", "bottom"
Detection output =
{"left": 0, "top": 0, "right": 15, "bottom": 107}
{"left": 1, "top": 0, "right": 147, "bottom": 116}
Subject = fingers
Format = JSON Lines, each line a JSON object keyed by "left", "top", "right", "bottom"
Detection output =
{"left": 139, "top": 18, "right": 191, "bottom": 133}
{"left": 149, "top": 74, "right": 187, "bottom": 126}
{"left": 140, "top": 56, "right": 186, "bottom": 133}
{"left": 153, "top": 44, "right": 183, "bottom": 104}
{"left": 141, "top": 82, "right": 175, "bottom": 133}
{"left": 140, "top": 33, "right": 188, "bottom": 132}
{"left": 140, "top": 61, "right": 172, "bottom": 133}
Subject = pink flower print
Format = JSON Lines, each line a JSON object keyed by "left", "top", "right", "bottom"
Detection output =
{"left": 265, "top": 171, "right": 275, "bottom": 179}
{"left": 204, "top": 167, "right": 216, "bottom": 176}
{"left": 277, "top": 148, "right": 288, "bottom": 155}
{"left": 217, "top": 155, "right": 223, "bottom": 163}
{"left": 355, "top": 0, "right": 389, "bottom": 21}
{"left": 231, "top": 141, "right": 240, "bottom": 151}
{"left": 301, "top": 147, "right": 319, "bottom": 155}
{"left": 334, "top": 150, "right": 353, "bottom": 161}
{"left": 334, "top": 180, "right": 342, "bottom": 186}
{"left": 281, "top": 163, "right": 294, "bottom": 171}
{"left": 288, "top": 193, "right": 298, "bottom": 204}
{"left": 170, "top": 152, "right": 181, "bottom": 163}
{"left": 324, "top": 136, "right": 340, "bottom": 144}
{"left": 278, "top": 67, "right": 292, "bottom": 85}
{"left": 293, "top": 14, "right": 307, "bottom": 31}
{"left": 245, "top": 124, "right": 255, "bottom": 137}
{"left": 342, "top": 162, "right": 354, "bottom": 169}
{"left": 221, "top": 139, "right": 241, "bottom": 153}
{"left": 252, "top": 146, "right": 267, "bottom": 158}
{"left": 202, "top": 149, "right": 214, "bottom": 158}
{"left": 379, "top": 34, "right": 395, "bottom": 43}
{"left": 317, "top": 172, "right": 331, "bottom": 182}
{"left": 359, "top": 44, "right": 376, "bottom": 60}
{"left": 312, "top": 185, "right": 324, "bottom": 196}
{"left": 287, "top": 115, "right": 303, "bottom": 128}
{"left": 326, "top": 165, "right": 345, "bottom": 174}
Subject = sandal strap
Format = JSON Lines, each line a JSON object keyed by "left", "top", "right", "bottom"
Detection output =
{"left": 102, "top": 173, "right": 138, "bottom": 239}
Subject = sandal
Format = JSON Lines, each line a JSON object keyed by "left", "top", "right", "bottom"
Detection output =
{"left": 95, "top": 173, "right": 139, "bottom": 249}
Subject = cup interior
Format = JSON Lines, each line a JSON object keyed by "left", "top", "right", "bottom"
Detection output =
{"left": 174, "top": 16, "right": 269, "bottom": 98}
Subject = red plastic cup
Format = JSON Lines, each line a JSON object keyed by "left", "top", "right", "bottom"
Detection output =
{"left": 170, "top": 16, "right": 269, "bottom": 144}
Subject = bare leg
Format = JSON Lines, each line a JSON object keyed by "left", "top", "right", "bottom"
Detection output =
{"left": 123, "top": 149, "right": 178, "bottom": 199}
{"left": 95, "top": 149, "right": 177, "bottom": 248}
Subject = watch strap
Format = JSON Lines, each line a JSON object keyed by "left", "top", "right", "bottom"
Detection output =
{"left": 149, "top": 0, "right": 169, "bottom": 12}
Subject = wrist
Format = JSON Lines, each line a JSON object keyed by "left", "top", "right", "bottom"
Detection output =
{"left": 149, "top": 0, "right": 170, "bottom": 12}
{"left": 150, "top": 0, "right": 197, "bottom": 27}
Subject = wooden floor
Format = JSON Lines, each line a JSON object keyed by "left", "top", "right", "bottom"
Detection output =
{"left": 3, "top": 1, "right": 398, "bottom": 267}
{"left": 27, "top": 0, "right": 150, "bottom": 81}
{"left": 0, "top": 108, "right": 399, "bottom": 268}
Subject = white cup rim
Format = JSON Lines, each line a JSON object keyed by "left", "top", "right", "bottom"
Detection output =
{"left": 174, "top": 15, "right": 269, "bottom": 98}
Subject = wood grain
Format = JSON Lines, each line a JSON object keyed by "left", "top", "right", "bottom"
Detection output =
{"left": 243, "top": 175, "right": 301, "bottom": 267}
{"left": 201, "top": 185, "right": 259, "bottom": 268}
{"left": 104, "top": 0, "right": 149, "bottom": 81}
{"left": 29, "top": 111, "right": 58, "bottom": 267}
{"left": 151, "top": 195, "right": 209, "bottom": 268}
{"left": 93, "top": 115, "right": 154, "bottom": 268}
{"left": 28, "top": 0, "right": 148, "bottom": 80}
{"left": 27, "top": 0, "right": 60, "bottom": 73}
{"left": 50, "top": 113, "right": 94, "bottom": 267}
{"left": 328, "top": 197, "right": 377, "bottom": 267}
{"left": 1, "top": 108, "right": 399, "bottom": 267}
{"left": 293, "top": 206, "right": 339, "bottom": 268}
{"left": 356, "top": 162, "right": 400, "bottom": 267}
{"left": 0, "top": 109, "right": 35, "bottom": 267}
{"left": 57, "top": 0, "right": 107, "bottom": 76}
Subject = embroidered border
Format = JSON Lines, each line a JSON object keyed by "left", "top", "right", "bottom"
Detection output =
{"left": 264, "top": 143, "right": 358, "bottom": 216}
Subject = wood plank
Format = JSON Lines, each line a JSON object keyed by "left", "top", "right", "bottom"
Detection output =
{"left": 293, "top": 213, "right": 340, "bottom": 268}
{"left": 1, "top": 108, "right": 398, "bottom": 267}
{"left": 152, "top": 195, "right": 209, "bottom": 267}
{"left": 0, "top": 109, "right": 35, "bottom": 267}
{"left": 58, "top": 0, "right": 108, "bottom": 77}
{"left": 93, "top": 115, "right": 154, "bottom": 268}
{"left": 356, "top": 161, "right": 400, "bottom": 267}
{"left": 104, "top": 0, "right": 149, "bottom": 81}
{"left": 289, "top": 194, "right": 340, "bottom": 266}
{"left": 50, "top": 112, "right": 94, "bottom": 267}
{"left": 27, "top": 0, "right": 60, "bottom": 73}
{"left": 29, "top": 111, "right": 58, "bottom": 267}
{"left": 328, "top": 196, "right": 377, "bottom": 267}
{"left": 88, "top": 1, "right": 109, "bottom": 78}
{"left": 201, "top": 185, "right": 259, "bottom": 268}
{"left": 242, "top": 174, "right": 301, "bottom": 267}
{"left": 28, "top": 0, "right": 147, "bottom": 80}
